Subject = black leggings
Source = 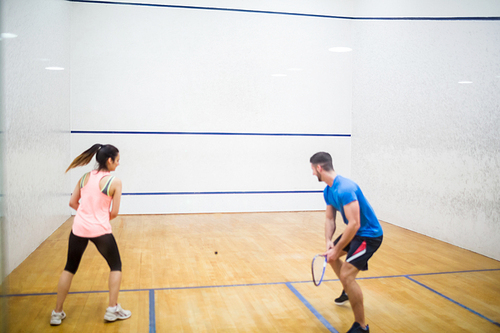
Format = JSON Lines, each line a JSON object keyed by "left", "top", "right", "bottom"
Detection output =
{"left": 64, "top": 231, "right": 122, "bottom": 274}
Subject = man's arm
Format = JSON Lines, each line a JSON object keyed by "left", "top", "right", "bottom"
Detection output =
{"left": 326, "top": 200, "right": 360, "bottom": 262}
{"left": 325, "top": 205, "right": 337, "bottom": 251}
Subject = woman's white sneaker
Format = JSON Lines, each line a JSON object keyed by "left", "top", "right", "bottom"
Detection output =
{"left": 50, "top": 310, "right": 66, "bottom": 325}
{"left": 104, "top": 304, "right": 131, "bottom": 322}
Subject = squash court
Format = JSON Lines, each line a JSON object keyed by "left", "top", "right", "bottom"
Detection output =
{"left": 2, "top": 1, "right": 500, "bottom": 332}
{"left": 2, "top": 211, "right": 500, "bottom": 332}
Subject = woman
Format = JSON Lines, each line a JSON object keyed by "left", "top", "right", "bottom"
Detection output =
{"left": 50, "top": 144, "right": 131, "bottom": 325}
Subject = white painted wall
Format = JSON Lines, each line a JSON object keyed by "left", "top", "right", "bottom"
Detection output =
{"left": 1, "top": 0, "right": 71, "bottom": 276}
{"left": 353, "top": 0, "right": 500, "bottom": 17}
{"left": 69, "top": 1, "right": 354, "bottom": 214}
{"left": 73, "top": 0, "right": 355, "bottom": 17}
{"left": 351, "top": 1, "right": 500, "bottom": 260}
{"left": 2, "top": 0, "right": 499, "bottom": 279}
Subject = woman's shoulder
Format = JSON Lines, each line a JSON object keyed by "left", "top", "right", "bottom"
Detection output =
{"left": 103, "top": 175, "right": 121, "bottom": 186}
{"left": 79, "top": 171, "right": 92, "bottom": 188}
{"left": 111, "top": 176, "right": 121, "bottom": 184}
{"left": 100, "top": 173, "right": 120, "bottom": 181}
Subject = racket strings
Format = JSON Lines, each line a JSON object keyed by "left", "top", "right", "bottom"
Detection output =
{"left": 312, "top": 255, "right": 326, "bottom": 285}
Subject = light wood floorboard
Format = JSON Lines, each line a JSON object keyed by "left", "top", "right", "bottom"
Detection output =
{"left": 2, "top": 212, "right": 500, "bottom": 332}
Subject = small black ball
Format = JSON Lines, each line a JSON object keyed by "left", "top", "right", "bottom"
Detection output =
{"left": 215, "top": 251, "right": 218, "bottom": 255}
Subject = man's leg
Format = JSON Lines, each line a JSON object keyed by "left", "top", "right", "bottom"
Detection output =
{"left": 330, "top": 251, "right": 349, "bottom": 304}
{"left": 339, "top": 262, "right": 366, "bottom": 328}
{"left": 330, "top": 258, "right": 342, "bottom": 277}
{"left": 329, "top": 250, "right": 347, "bottom": 277}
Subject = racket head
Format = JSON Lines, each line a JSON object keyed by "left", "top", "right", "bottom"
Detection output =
{"left": 311, "top": 254, "right": 327, "bottom": 286}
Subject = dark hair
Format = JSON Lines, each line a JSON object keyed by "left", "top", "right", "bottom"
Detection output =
{"left": 66, "top": 144, "right": 119, "bottom": 173}
{"left": 310, "top": 152, "right": 334, "bottom": 171}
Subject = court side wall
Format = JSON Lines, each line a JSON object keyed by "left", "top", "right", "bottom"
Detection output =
{"left": 351, "top": 1, "right": 500, "bottom": 260}
{"left": 1, "top": 0, "right": 71, "bottom": 276}
{"left": 69, "top": 0, "right": 354, "bottom": 214}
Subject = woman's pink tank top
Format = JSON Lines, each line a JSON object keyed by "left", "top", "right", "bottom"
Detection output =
{"left": 72, "top": 170, "right": 113, "bottom": 237}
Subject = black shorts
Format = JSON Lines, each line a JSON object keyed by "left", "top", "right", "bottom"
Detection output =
{"left": 64, "top": 231, "right": 122, "bottom": 274}
{"left": 334, "top": 234, "right": 383, "bottom": 271}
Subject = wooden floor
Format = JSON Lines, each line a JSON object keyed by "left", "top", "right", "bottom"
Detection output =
{"left": 2, "top": 211, "right": 500, "bottom": 332}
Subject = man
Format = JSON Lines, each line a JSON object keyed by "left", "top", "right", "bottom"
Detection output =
{"left": 310, "top": 152, "right": 383, "bottom": 333}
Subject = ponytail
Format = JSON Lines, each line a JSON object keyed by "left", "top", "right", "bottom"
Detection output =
{"left": 66, "top": 144, "right": 119, "bottom": 173}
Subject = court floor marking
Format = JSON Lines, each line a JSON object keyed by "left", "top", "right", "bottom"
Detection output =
{"left": 7, "top": 268, "right": 499, "bottom": 297}
{"left": 149, "top": 289, "right": 156, "bottom": 333}
{"left": 285, "top": 282, "right": 338, "bottom": 333}
{"left": 3, "top": 268, "right": 500, "bottom": 332}
{"left": 405, "top": 276, "right": 500, "bottom": 328}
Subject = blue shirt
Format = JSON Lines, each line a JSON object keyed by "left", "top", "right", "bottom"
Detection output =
{"left": 323, "top": 175, "right": 383, "bottom": 238}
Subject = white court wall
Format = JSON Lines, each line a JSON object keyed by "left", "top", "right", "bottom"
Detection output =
{"left": 69, "top": 1, "right": 354, "bottom": 214}
{"left": 1, "top": 0, "right": 498, "bottom": 276}
{"left": 351, "top": 1, "right": 500, "bottom": 260}
{"left": 1, "top": 0, "right": 71, "bottom": 276}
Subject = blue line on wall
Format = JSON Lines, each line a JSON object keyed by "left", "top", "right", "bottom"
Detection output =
{"left": 67, "top": 0, "right": 500, "bottom": 21}
{"left": 71, "top": 130, "right": 351, "bottom": 137}
{"left": 67, "top": 0, "right": 351, "bottom": 19}
{"left": 285, "top": 283, "right": 339, "bottom": 333}
{"left": 121, "top": 190, "right": 322, "bottom": 196}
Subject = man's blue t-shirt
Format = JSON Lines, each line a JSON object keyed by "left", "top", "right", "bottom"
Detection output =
{"left": 323, "top": 175, "right": 383, "bottom": 238}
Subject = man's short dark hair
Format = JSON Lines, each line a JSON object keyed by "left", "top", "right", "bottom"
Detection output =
{"left": 310, "top": 152, "right": 334, "bottom": 171}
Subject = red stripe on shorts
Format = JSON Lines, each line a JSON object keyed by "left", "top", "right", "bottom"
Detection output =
{"left": 346, "top": 240, "right": 367, "bottom": 263}
{"left": 353, "top": 241, "right": 366, "bottom": 255}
